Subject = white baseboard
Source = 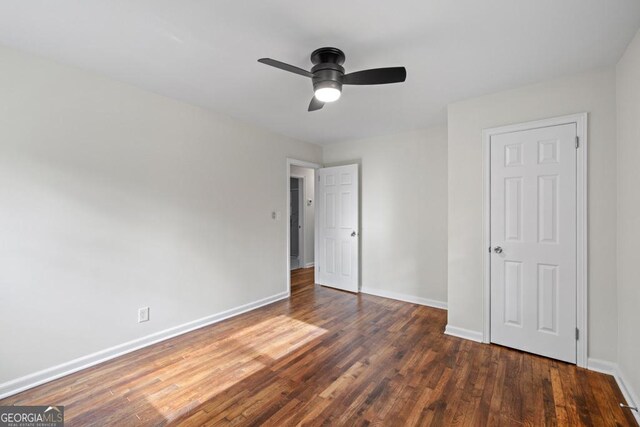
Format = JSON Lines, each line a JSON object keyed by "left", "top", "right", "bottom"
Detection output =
{"left": 304, "top": 262, "right": 315, "bottom": 268}
{"left": 444, "top": 325, "right": 484, "bottom": 343}
{"left": 587, "top": 357, "right": 618, "bottom": 375}
{"left": 0, "top": 291, "right": 289, "bottom": 400}
{"left": 587, "top": 358, "right": 639, "bottom": 424}
{"left": 360, "top": 287, "right": 447, "bottom": 310}
{"left": 617, "top": 368, "right": 640, "bottom": 424}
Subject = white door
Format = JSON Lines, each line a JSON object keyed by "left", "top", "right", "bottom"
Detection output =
{"left": 316, "top": 165, "right": 359, "bottom": 293}
{"left": 490, "top": 123, "right": 577, "bottom": 363}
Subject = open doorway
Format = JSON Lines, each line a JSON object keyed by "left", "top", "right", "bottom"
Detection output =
{"left": 286, "top": 159, "right": 360, "bottom": 294}
{"left": 287, "top": 159, "right": 321, "bottom": 293}
{"left": 289, "top": 176, "right": 304, "bottom": 270}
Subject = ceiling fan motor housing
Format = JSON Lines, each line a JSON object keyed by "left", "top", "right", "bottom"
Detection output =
{"left": 310, "top": 47, "right": 345, "bottom": 93}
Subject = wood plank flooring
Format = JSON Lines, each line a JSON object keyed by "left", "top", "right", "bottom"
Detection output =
{"left": 1, "top": 267, "right": 636, "bottom": 426}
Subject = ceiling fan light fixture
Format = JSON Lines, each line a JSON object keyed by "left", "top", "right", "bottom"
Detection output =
{"left": 258, "top": 47, "right": 406, "bottom": 111}
{"left": 314, "top": 87, "right": 341, "bottom": 103}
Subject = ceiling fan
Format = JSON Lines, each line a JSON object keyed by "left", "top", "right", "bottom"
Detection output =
{"left": 258, "top": 47, "right": 407, "bottom": 111}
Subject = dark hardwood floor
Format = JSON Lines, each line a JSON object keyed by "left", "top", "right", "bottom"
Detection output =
{"left": 1, "top": 267, "right": 636, "bottom": 426}
{"left": 291, "top": 266, "right": 314, "bottom": 288}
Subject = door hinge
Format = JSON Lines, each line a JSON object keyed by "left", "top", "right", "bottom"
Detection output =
{"left": 576, "top": 328, "right": 580, "bottom": 340}
{"left": 575, "top": 136, "right": 580, "bottom": 149}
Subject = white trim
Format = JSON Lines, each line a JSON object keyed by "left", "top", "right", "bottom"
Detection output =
{"left": 616, "top": 369, "right": 640, "bottom": 424}
{"left": 0, "top": 291, "right": 289, "bottom": 400}
{"left": 286, "top": 158, "right": 321, "bottom": 294}
{"left": 361, "top": 287, "right": 447, "bottom": 310}
{"left": 587, "top": 357, "right": 619, "bottom": 375}
{"left": 575, "top": 114, "right": 588, "bottom": 368}
{"left": 287, "top": 159, "right": 321, "bottom": 170}
{"left": 483, "top": 124, "right": 492, "bottom": 344}
{"left": 587, "top": 358, "right": 640, "bottom": 424}
{"left": 482, "top": 113, "right": 588, "bottom": 367}
{"left": 304, "top": 262, "right": 315, "bottom": 268}
{"left": 444, "top": 325, "right": 484, "bottom": 343}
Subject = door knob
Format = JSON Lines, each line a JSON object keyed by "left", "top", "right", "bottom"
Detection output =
{"left": 493, "top": 246, "right": 503, "bottom": 254}
{"left": 351, "top": 231, "right": 358, "bottom": 237}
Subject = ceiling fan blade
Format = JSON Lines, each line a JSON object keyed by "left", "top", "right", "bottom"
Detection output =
{"left": 258, "top": 58, "right": 313, "bottom": 78}
{"left": 342, "top": 67, "right": 406, "bottom": 85}
{"left": 308, "top": 97, "right": 324, "bottom": 112}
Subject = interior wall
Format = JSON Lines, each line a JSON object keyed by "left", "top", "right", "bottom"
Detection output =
{"left": 290, "top": 165, "right": 315, "bottom": 267}
{"left": 0, "top": 44, "right": 322, "bottom": 386}
{"left": 323, "top": 126, "right": 448, "bottom": 306}
{"left": 616, "top": 29, "right": 640, "bottom": 410}
{"left": 447, "top": 68, "right": 618, "bottom": 362}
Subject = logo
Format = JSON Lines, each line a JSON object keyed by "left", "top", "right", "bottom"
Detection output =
{"left": 0, "top": 406, "right": 64, "bottom": 427}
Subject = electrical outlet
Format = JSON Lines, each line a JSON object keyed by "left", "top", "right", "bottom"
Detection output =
{"left": 138, "top": 307, "right": 150, "bottom": 323}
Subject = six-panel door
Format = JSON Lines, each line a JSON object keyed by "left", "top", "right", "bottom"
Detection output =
{"left": 490, "top": 123, "right": 577, "bottom": 363}
{"left": 317, "top": 165, "right": 359, "bottom": 293}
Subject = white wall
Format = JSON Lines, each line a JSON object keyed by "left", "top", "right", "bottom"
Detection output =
{"left": 0, "top": 44, "right": 321, "bottom": 387}
{"left": 616, "top": 29, "right": 640, "bottom": 411}
{"left": 447, "top": 68, "right": 618, "bottom": 362}
{"left": 290, "top": 165, "right": 315, "bottom": 267}
{"left": 323, "top": 126, "right": 448, "bottom": 306}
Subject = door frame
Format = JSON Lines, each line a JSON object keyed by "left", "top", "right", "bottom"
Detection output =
{"left": 290, "top": 175, "right": 305, "bottom": 269}
{"left": 286, "top": 158, "right": 322, "bottom": 295}
{"left": 482, "top": 113, "right": 588, "bottom": 367}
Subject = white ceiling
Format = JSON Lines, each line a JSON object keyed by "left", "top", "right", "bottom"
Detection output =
{"left": 0, "top": 1, "right": 639, "bottom": 145}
